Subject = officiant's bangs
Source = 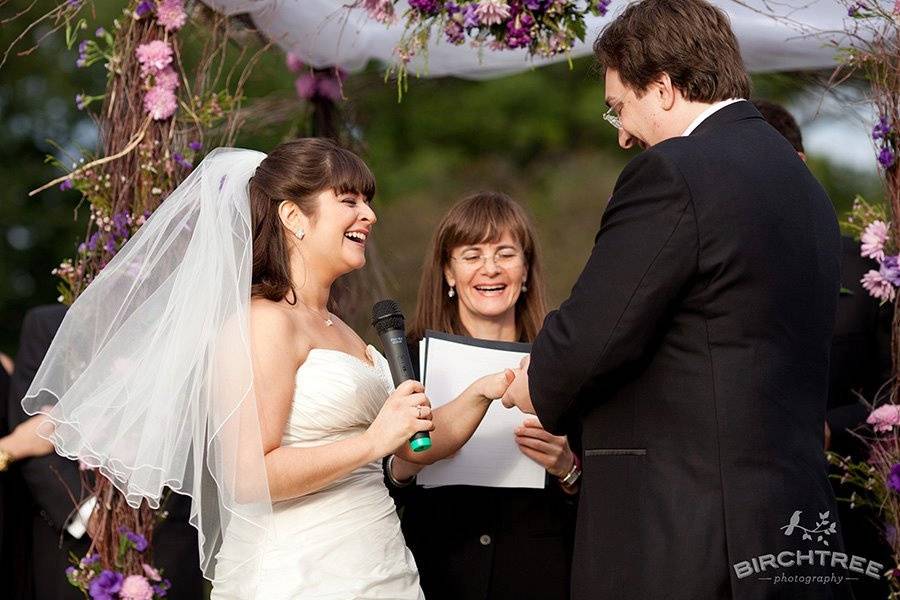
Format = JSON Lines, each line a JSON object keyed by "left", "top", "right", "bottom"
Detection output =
{"left": 444, "top": 191, "right": 532, "bottom": 251}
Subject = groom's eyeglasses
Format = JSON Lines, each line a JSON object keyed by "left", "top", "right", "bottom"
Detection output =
{"left": 602, "top": 105, "right": 622, "bottom": 130}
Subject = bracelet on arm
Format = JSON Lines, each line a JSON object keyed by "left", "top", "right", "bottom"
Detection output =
{"left": 558, "top": 453, "right": 582, "bottom": 488}
{"left": 386, "top": 454, "right": 415, "bottom": 488}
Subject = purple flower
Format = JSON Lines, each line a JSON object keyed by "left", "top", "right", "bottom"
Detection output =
{"left": 881, "top": 255, "right": 900, "bottom": 286}
{"left": 173, "top": 152, "right": 193, "bottom": 170}
{"left": 82, "top": 553, "right": 100, "bottom": 566}
{"left": 878, "top": 146, "right": 896, "bottom": 169}
{"left": 66, "top": 566, "right": 77, "bottom": 577}
{"left": 889, "top": 464, "right": 900, "bottom": 493}
{"left": 125, "top": 531, "right": 149, "bottom": 552}
{"left": 76, "top": 40, "right": 89, "bottom": 67}
{"left": 88, "top": 570, "right": 123, "bottom": 600}
{"left": 188, "top": 140, "right": 202, "bottom": 152}
{"left": 462, "top": 3, "right": 479, "bottom": 27}
{"left": 67, "top": 0, "right": 81, "bottom": 6}
{"left": 104, "top": 237, "right": 117, "bottom": 254}
{"left": 86, "top": 231, "right": 100, "bottom": 252}
{"left": 444, "top": 19, "right": 465, "bottom": 44}
{"left": 872, "top": 116, "right": 891, "bottom": 141}
{"left": 524, "top": 0, "right": 543, "bottom": 9}
{"left": 95, "top": 27, "right": 106, "bottom": 37}
{"left": 596, "top": 0, "right": 611, "bottom": 15}
{"left": 153, "top": 579, "right": 172, "bottom": 597}
{"left": 134, "top": 0, "right": 154, "bottom": 17}
{"left": 59, "top": 178, "right": 74, "bottom": 191}
{"left": 408, "top": 0, "right": 441, "bottom": 14}
{"left": 75, "top": 94, "right": 87, "bottom": 110}
{"left": 112, "top": 211, "right": 130, "bottom": 237}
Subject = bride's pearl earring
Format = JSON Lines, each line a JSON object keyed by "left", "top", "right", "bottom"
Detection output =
{"left": 521, "top": 282, "right": 528, "bottom": 293}
{"left": 294, "top": 227, "right": 305, "bottom": 240}
{"left": 448, "top": 286, "right": 456, "bottom": 298}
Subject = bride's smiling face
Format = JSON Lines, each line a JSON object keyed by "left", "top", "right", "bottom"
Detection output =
{"left": 291, "top": 188, "right": 376, "bottom": 277}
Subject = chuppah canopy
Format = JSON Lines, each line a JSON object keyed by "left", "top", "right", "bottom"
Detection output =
{"left": 205, "top": 0, "right": 854, "bottom": 78}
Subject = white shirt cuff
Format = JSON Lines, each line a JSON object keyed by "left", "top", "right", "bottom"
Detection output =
{"left": 66, "top": 496, "right": 97, "bottom": 539}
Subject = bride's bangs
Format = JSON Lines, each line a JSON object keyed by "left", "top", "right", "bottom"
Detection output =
{"left": 328, "top": 148, "right": 376, "bottom": 203}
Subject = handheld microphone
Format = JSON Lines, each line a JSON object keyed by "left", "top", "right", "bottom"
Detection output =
{"left": 371, "top": 299, "right": 432, "bottom": 453}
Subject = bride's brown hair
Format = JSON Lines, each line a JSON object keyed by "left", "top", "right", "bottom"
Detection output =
{"left": 409, "top": 191, "right": 547, "bottom": 344}
{"left": 248, "top": 138, "right": 375, "bottom": 313}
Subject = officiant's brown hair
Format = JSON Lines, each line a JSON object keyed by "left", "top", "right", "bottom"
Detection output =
{"left": 593, "top": 0, "right": 751, "bottom": 102}
{"left": 409, "top": 192, "right": 547, "bottom": 344}
{"left": 248, "top": 138, "right": 375, "bottom": 313}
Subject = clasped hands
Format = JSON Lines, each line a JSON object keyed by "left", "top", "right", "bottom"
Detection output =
{"left": 496, "top": 356, "right": 574, "bottom": 480}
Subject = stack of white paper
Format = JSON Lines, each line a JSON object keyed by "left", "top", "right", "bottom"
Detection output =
{"left": 416, "top": 331, "right": 546, "bottom": 490}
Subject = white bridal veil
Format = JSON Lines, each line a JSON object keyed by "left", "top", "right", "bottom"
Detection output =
{"left": 22, "top": 148, "right": 273, "bottom": 592}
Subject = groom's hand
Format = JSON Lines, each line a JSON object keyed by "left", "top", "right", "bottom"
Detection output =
{"left": 501, "top": 356, "right": 535, "bottom": 414}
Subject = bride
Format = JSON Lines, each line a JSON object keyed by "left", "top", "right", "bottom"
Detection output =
{"left": 22, "top": 139, "right": 513, "bottom": 599}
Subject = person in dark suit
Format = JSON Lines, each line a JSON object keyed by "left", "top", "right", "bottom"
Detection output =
{"left": 385, "top": 192, "right": 577, "bottom": 600}
{"left": 7, "top": 304, "right": 204, "bottom": 599}
{"left": 502, "top": 1, "right": 852, "bottom": 598}
{"left": 754, "top": 97, "right": 894, "bottom": 599}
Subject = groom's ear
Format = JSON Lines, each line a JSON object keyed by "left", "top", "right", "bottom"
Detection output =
{"left": 652, "top": 72, "right": 678, "bottom": 111}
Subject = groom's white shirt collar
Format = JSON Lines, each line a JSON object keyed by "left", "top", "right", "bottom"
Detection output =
{"left": 681, "top": 98, "right": 746, "bottom": 136}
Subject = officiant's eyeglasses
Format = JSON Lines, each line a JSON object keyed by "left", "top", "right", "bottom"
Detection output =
{"left": 602, "top": 105, "right": 622, "bottom": 129}
{"left": 452, "top": 250, "right": 523, "bottom": 269}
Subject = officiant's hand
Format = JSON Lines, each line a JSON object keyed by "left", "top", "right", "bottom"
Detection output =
{"left": 515, "top": 418, "right": 574, "bottom": 478}
{"left": 501, "top": 356, "right": 535, "bottom": 414}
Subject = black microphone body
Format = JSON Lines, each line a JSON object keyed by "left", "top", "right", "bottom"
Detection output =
{"left": 372, "top": 300, "right": 432, "bottom": 452}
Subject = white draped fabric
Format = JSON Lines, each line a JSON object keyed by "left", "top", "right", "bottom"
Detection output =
{"left": 205, "top": 0, "right": 857, "bottom": 79}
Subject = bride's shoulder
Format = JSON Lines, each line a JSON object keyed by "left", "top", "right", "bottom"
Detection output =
{"left": 248, "top": 298, "right": 312, "bottom": 358}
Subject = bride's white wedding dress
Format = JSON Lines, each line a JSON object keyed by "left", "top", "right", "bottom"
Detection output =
{"left": 212, "top": 345, "right": 424, "bottom": 600}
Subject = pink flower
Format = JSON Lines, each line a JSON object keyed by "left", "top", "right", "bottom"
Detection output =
{"left": 867, "top": 404, "right": 900, "bottom": 432}
{"left": 361, "top": 0, "right": 395, "bottom": 24}
{"left": 154, "top": 66, "right": 179, "bottom": 91}
{"left": 143, "top": 85, "right": 178, "bottom": 120}
{"left": 475, "top": 0, "right": 511, "bottom": 26}
{"left": 141, "top": 563, "right": 161, "bottom": 582}
{"left": 895, "top": 0, "right": 900, "bottom": 14}
{"left": 135, "top": 40, "right": 173, "bottom": 76}
{"left": 317, "top": 76, "right": 343, "bottom": 102}
{"left": 861, "top": 220, "right": 889, "bottom": 262}
{"left": 295, "top": 73, "right": 317, "bottom": 100}
{"left": 285, "top": 52, "right": 304, "bottom": 73}
{"left": 861, "top": 269, "right": 896, "bottom": 303}
{"left": 156, "top": 0, "right": 187, "bottom": 31}
{"left": 119, "top": 574, "right": 154, "bottom": 600}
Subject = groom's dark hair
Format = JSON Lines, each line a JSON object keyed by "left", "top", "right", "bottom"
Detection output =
{"left": 594, "top": 0, "right": 751, "bottom": 102}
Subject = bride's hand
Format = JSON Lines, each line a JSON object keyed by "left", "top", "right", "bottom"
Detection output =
{"left": 365, "top": 380, "right": 434, "bottom": 459}
{"left": 476, "top": 369, "right": 516, "bottom": 402}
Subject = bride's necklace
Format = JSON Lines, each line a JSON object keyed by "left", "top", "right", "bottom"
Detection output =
{"left": 301, "top": 302, "right": 334, "bottom": 327}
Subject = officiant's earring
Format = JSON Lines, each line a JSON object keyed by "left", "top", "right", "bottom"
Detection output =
{"left": 294, "top": 227, "right": 305, "bottom": 240}
{"left": 448, "top": 286, "right": 456, "bottom": 298}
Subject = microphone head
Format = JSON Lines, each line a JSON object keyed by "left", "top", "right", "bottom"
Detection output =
{"left": 372, "top": 299, "right": 405, "bottom": 334}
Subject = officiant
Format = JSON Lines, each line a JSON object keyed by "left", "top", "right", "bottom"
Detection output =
{"left": 384, "top": 192, "right": 577, "bottom": 600}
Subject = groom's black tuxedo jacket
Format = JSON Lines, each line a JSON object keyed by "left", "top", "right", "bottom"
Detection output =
{"left": 530, "top": 101, "right": 852, "bottom": 600}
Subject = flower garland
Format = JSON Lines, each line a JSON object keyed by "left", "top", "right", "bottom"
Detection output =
{"left": 358, "top": 0, "right": 610, "bottom": 83}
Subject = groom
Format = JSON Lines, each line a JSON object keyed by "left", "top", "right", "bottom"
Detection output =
{"left": 502, "top": 0, "right": 853, "bottom": 598}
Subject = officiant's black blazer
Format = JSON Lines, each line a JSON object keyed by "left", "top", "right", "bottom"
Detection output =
{"left": 530, "top": 101, "right": 852, "bottom": 599}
